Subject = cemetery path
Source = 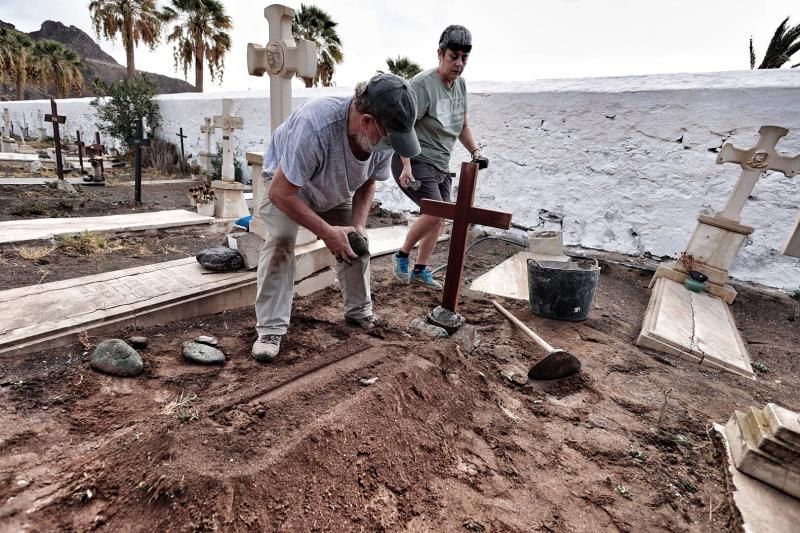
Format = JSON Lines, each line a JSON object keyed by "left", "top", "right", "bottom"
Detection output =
{"left": 1, "top": 242, "right": 798, "bottom": 532}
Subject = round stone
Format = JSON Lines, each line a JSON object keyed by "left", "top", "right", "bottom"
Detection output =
{"left": 347, "top": 232, "right": 369, "bottom": 257}
{"left": 196, "top": 246, "right": 245, "bottom": 272}
{"left": 183, "top": 341, "right": 225, "bottom": 364}
{"left": 91, "top": 339, "right": 143, "bottom": 377}
{"left": 128, "top": 336, "right": 148, "bottom": 349}
{"left": 195, "top": 335, "right": 218, "bottom": 347}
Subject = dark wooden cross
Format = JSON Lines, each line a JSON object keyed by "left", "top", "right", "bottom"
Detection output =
{"left": 75, "top": 130, "right": 85, "bottom": 174}
{"left": 9, "top": 122, "right": 14, "bottom": 137}
{"left": 176, "top": 127, "right": 187, "bottom": 176}
{"left": 92, "top": 132, "right": 105, "bottom": 178}
{"left": 421, "top": 161, "right": 513, "bottom": 313}
{"left": 127, "top": 117, "right": 150, "bottom": 205}
{"left": 44, "top": 99, "right": 66, "bottom": 181}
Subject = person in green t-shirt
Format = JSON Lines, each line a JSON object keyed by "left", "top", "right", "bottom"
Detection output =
{"left": 391, "top": 25, "right": 483, "bottom": 290}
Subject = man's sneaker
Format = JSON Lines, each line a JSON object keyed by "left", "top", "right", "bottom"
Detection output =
{"left": 411, "top": 268, "right": 443, "bottom": 290}
{"left": 346, "top": 314, "right": 380, "bottom": 331}
{"left": 392, "top": 252, "right": 410, "bottom": 283}
{"left": 252, "top": 334, "right": 282, "bottom": 362}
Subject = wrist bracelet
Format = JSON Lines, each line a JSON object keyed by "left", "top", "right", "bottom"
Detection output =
{"left": 471, "top": 148, "right": 481, "bottom": 157}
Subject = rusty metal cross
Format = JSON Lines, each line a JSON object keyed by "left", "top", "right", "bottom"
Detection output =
{"left": 421, "top": 161, "right": 512, "bottom": 327}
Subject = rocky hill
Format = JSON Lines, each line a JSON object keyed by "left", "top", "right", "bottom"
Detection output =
{"left": 1, "top": 20, "right": 195, "bottom": 100}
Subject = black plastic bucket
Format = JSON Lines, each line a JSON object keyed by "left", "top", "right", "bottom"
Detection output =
{"left": 527, "top": 258, "right": 600, "bottom": 321}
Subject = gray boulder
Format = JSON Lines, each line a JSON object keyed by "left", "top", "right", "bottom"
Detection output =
{"left": 196, "top": 246, "right": 245, "bottom": 272}
{"left": 91, "top": 339, "right": 143, "bottom": 377}
{"left": 183, "top": 341, "right": 225, "bottom": 364}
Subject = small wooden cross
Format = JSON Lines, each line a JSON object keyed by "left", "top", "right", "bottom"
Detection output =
{"left": 75, "top": 130, "right": 85, "bottom": 174}
{"left": 44, "top": 99, "right": 67, "bottom": 181}
{"left": 176, "top": 127, "right": 187, "bottom": 175}
{"left": 716, "top": 125, "right": 800, "bottom": 222}
{"left": 421, "top": 161, "right": 512, "bottom": 319}
{"left": 212, "top": 99, "right": 243, "bottom": 182}
{"left": 127, "top": 118, "right": 151, "bottom": 205}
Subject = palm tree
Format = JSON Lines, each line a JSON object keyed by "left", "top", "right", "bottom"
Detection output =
{"left": 386, "top": 56, "right": 422, "bottom": 79}
{"left": 0, "top": 27, "right": 35, "bottom": 100}
{"left": 292, "top": 4, "right": 343, "bottom": 87}
{"left": 750, "top": 17, "right": 800, "bottom": 69}
{"left": 30, "top": 39, "right": 84, "bottom": 98}
{"left": 88, "top": 0, "right": 162, "bottom": 80}
{"left": 161, "top": 0, "right": 232, "bottom": 92}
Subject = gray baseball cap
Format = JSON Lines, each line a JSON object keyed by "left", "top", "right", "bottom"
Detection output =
{"left": 439, "top": 25, "right": 472, "bottom": 52}
{"left": 362, "top": 73, "right": 420, "bottom": 158}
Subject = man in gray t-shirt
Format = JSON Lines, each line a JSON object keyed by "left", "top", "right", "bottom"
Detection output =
{"left": 253, "top": 73, "right": 420, "bottom": 362}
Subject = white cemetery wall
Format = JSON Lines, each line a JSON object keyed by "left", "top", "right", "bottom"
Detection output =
{"left": 4, "top": 70, "right": 799, "bottom": 290}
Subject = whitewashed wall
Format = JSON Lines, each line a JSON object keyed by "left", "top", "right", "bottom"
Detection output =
{"left": 4, "top": 70, "right": 799, "bottom": 290}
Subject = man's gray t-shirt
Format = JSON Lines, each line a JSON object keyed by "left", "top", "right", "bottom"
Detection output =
{"left": 262, "top": 96, "right": 392, "bottom": 213}
{"left": 409, "top": 68, "right": 467, "bottom": 173}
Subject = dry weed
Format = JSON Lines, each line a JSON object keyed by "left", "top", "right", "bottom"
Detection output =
{"left": 161, "top": 391, "right": 198, "bottom": 416}
{"left": 78, "top": 331, "right": 93, "bottom": 350}
{"left": 15, "top": 245, "right": 55, "bottom": 262}
{"left": 56, "top": 231, "right": 124, "bottom": 256}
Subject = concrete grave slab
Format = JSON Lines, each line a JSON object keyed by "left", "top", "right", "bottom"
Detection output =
{"left": 637, "top": 278, "right": 753, "bottom": 379}
{"left": 0, "top": 226, "right": 419, "bottom": 358}
{"left": 764, "top": 403, "right": 800, "bottom": 450}
{"left": 469, "top": 251, "right": 571, "bottom": 301}
{"left": 725, "top": 414, "right": 800, "bottom": 499}
{"left": 783, "top": 212, "right": 800, "bottom": 258}
{"left": 0, "top": 177, "right": 86, "bottom": 185}
{"left": 0, "top": 209, "right": 214, "bottom": 244}
{"left": 715, "top": 423, "right": 800, "bottom": 533}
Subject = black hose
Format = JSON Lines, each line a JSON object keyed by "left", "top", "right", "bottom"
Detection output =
{"left": 430, "top": 235, "right": 527, "bottom": 276}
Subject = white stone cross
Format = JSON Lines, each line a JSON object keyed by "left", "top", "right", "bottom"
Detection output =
{"left": 247, "top": 4, "right": 317, "bottom": 132}
{"left": 2, "top": 108, "right": 10, "bottom": 138}
{"left": 200, "top": 116, "right": 213, "bottom": 173}
{"left": 36, "top": 109, "right": 45, "bottom": 141}
{"left": 716, "top": 125, "right": 800, "bottom": 222}
{"left": 212, "top": 99, "right": 243, "bottom": 182}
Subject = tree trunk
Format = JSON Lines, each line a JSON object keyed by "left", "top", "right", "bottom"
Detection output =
{"left": 194, "top": 38, "right": 204, "bottom": 92}
{"left": 53, "top": 70, "right": 62, "bottom": 99}
{"left": 15, "top": 65, "right": 25, "bottom": 100}
{"left": 125, "top": 18, "right": 135, "bottom": 79}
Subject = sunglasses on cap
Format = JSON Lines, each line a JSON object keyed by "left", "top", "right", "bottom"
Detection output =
{"left": 443, "top": 41, "right": 472, "bottom": 53}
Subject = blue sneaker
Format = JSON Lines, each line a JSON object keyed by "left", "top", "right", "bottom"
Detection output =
{"left": 410, "top": 268, "right": 443, "bottom": 291}
{"left": 393, "top": 252, "right": 410, "bottom": 283}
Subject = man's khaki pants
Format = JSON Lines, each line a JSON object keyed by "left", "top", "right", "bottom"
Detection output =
{"left": 254, "top": 194, "right": 373, "bottom": 337}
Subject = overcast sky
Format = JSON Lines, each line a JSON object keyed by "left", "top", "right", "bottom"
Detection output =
{"left": 1, "top": 0, "right": 798, "bottom": 93}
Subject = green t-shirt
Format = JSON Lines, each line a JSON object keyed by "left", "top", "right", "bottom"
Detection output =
{"left": 409, "top": 68, "right": 467, "bottom": 173}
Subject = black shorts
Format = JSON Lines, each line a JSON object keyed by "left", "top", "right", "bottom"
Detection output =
{"left": 391, "top": 155, "right": 452, "bottom": 205}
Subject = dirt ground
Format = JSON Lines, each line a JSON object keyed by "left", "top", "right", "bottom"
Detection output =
{"left": 1, "top": 214, "right": 799, "bottom": 532}
{"left": 0, "top": 180, "right": 798, "bottom": 532}
{"left": 0, "top": 177, "right": 200, "bottom": 222}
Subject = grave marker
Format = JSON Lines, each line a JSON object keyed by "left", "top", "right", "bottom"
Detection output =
{"left": 176, "top": 127, "right": 187, "bottom": 176}
{"left": 75, "top": 130, "right": 85, "bottom": 174}
{"left": 199, "top": 117, "right": 213, "bottom": 174}
{"left": 210, "top": 99, "right": 248, "bottom": 218}
{"left": 421, "top": 162, "right": 512, "bottom": 330}
{"left": 44, "top": 99, "right": 73, "bottom": 192}
{"left": 127, "top": 118, "right": 150, "bottom": 205}
{"left": 247, "top": 3, "right": 317, "bottom": 238}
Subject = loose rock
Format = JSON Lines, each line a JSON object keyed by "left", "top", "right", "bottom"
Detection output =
{"left": 91, "top": 339, "right": 144, "bottom": 377}
{"left": 128, "top": 336, "right": 148, "bottom": 349}
{"left": 196, "top": 246, "right": 245, "bottom": 272}
{"left": 411, "top": 317, "right": 448, "bottom": 338}
{"left": 347, "top": 232, "right": 369, "bottom": 257}
{"left": 451, "top": 325, "right": 480, "bottom": 353}
{"left": 195, "top": 335, "right": 218, "bottom": 347}
{"left": 183, "top": 341, "right": 225, "bottom": 364}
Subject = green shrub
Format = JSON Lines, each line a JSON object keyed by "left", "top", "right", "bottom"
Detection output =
{"left": 90, "top": 77, "right": 161, "bottom": 153}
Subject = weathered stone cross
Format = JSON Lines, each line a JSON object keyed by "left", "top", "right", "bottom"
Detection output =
{"left": 210, "top": 99, "right": 248, "bottom": 218}
{"left": 421, "top": 161, "right": 512, "bottom": 330}
{"left": 716, "top": 125, "right": 800, "bottom": 222}
{"left": 2, "top": 108, "right": 10, "bottom": 138}
{"left": 44, "top": 99, "right": 68, "bottom": 187}
{"left": 246, "top": 4, "right": 317, "bottom": 238}
{"left": 248, "top": 4, "right": 317, "bottom": 131}
{"left": 200, "top": 117, "right": 213, "bottom": 173}
{"left": 127, "top": 117, "right": 151, "bottom": 205}
{"left": 36, "top": 109, "right": 45, "bottom": 141}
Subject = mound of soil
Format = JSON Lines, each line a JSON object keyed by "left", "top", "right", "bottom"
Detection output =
{"left": 1, "top": 239, "right": 798, "bottom": 531}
